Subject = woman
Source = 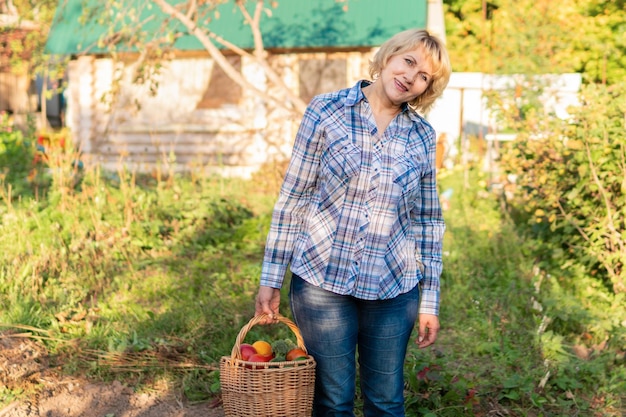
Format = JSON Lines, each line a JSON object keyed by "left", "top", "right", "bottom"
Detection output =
{"left": 255, "top": 29, "right": 451, "bottom": 417}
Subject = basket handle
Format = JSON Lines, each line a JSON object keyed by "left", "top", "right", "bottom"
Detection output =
{"left": 230, "top": 313, "right": 308, "bottom": 359}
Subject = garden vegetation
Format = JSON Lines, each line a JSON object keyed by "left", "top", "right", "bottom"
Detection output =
{"left": 1, "top": 0, "right": 625, "bottom": 415}
{"left": 1, "top": 83, "right": 624, "bottom": 416}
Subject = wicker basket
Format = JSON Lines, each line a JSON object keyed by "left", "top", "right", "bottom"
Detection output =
{"left": 219, "top": 314, "right": 316, "bottom": 417}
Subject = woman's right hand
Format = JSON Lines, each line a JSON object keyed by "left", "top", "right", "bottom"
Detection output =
{"left": 255, "top": 285, "right": 281, "bottom": 324}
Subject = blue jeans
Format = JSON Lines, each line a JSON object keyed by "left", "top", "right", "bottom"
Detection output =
{"left": 289, "top": 274, "right": 419, "bottom": 417}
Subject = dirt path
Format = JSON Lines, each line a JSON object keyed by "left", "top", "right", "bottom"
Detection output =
{"left": 0, "top": 333, "right": 225, "bottom": 417}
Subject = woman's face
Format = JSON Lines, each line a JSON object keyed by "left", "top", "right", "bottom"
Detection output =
{"left": 379, "top": 46, "right": 433, "bottom": 107}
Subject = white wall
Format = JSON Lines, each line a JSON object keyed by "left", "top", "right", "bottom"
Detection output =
{"left": 427, "top": 72, "right": 583, "bottom": 159}
{"left": 65, "top": 51, "right": 371, "bottom": 178}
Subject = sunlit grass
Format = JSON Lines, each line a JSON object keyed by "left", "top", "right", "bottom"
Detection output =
{"left": 0, "top": 160, "right": 623, "bottom": 415}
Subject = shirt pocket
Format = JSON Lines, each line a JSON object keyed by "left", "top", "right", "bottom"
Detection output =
{"left": 318, "top": 137, "right": 362, "bottom": 211}
{"left": 321, "top": 137, "right": 362, "bottom": 181}
{"left": 392, "top": 152, "right": 427, "bottom": 196}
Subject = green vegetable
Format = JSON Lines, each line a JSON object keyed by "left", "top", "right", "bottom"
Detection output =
{"left": 271, "top": 339, "right": 296, "bottom": 357}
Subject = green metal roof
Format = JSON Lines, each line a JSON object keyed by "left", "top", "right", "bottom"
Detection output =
{"left": 45, "top": 0, "right": 428, "bottom": 55}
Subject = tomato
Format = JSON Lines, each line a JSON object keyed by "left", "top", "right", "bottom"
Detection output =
{"left": 286, "top": 348, "right": 308, "bottom": 361}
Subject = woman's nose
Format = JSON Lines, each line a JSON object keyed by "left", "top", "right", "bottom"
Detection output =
{"left": 404, "top": 70, "right": 418, "bottom": 84}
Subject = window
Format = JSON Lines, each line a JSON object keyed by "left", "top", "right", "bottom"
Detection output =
{"left": 299, "top": 57, "right": 346, "bottom": 104}
{"left": 197, "top": 55, "right": 242, "bottom": 109}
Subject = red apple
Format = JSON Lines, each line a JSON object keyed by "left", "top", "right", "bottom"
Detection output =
{"left": 239, "top": 343, "right": 257, "bottom": 361}
{"left": 248, "top": 353, "right": 273, "bottom": 362}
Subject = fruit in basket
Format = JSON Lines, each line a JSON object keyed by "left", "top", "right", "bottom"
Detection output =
{"left": 239, "top": 343, "right": 257, "bottom": 360}
{"left": 252, "top": 340, "right": 273, "bottom": 356}
{"left": 248, "top": 353, "right": 273, "bottom": 362}
{"left": 286, "top": 347, "right": 308, "bottom": 361}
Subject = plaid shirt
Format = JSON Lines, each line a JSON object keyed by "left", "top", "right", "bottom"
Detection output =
{"left": 260, "top": 81, "right": 444, "bottom": 315}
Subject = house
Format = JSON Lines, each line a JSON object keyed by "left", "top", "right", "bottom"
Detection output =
{"left": 45, "top": 0, "right": 444, "bottom": 177}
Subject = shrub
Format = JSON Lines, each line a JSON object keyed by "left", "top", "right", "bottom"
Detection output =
{"left": 499, "top": 83, "right": 626, "bottom": 295}
{"left": 0, "top": 112, "right": 36, "bottom": 198}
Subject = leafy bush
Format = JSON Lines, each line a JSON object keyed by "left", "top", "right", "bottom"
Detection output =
{"left": 496, "top": 82, "right": 626, "bottom": 415}
{"left": 0, "top": 112, "right": 36, "bottom": 198}
{"left": 499, "top": 83, "right": 626, "bottom": 295}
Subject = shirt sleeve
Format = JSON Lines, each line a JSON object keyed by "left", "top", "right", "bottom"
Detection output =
{"left": 260, "top": 99, "right": 325, "bottom": 288}
{"left": 412, "top": 128, "right": 445, "bottom": 316}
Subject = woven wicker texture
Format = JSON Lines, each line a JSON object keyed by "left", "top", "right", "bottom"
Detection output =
{"left": 220, "top": 314, "right": 316, "bottom": 417}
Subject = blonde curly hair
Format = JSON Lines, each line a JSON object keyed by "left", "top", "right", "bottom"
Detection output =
{"left": 369, "top": 29, "right": 451, "bottom": 113}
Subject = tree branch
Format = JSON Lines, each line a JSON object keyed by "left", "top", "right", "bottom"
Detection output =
{"left": 184, "top": 0, "right": 197, "bottom": 21}
{"left": 234, "top": 0, "right": 306, "bottom": 114}
{"left": 584, "top": 137, "right": 618, "bottom": 239}
{"left": 237, "top": 0, "right": 265, "bottom": 58}
{"left": 151, "top": 0, "right": 306, "bottom": 115}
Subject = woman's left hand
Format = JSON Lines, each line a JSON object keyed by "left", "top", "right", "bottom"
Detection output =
{"left": 416, "top": 314, "right": 439, "bottom": 348}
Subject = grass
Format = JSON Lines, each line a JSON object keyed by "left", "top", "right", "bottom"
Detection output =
{"left": 0, "top": 158, "right": 624, "bottom": 416}
{"left": 405, "top": 169, "right": 544, "bottom": 416}
{"left": 406, "top": 167, "right": 626, "bottom": 417}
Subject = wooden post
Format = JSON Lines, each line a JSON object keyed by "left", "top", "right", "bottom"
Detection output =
{"left": 41, "top": 67, "right": 47, "bottom": 131}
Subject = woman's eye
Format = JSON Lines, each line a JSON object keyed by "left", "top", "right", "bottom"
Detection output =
{"left": 405, "top": 58, "right": 414, "bottom": 66}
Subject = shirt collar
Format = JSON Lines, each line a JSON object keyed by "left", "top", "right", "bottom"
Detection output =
{"left": 345, "top": 80, "right": 369, "bottom": 107}
{"left": 347, "top": 80, "right": 419, "bottom": 122}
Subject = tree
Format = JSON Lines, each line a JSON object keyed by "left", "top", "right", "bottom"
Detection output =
{"left": 152, "top": 0, "right": 307, "bottom": 115}
{"left": 1, "top": 0, "right": 64, "bottom": 130}
{"left": 569, "top": 0, "right": 626, "bottom": 85}
{"left": 1, "top": 0, "right": 58, "bottom": 75}
{"left": 81, "top": 0, "right": 307, "bottom": 117}
{"left": 443, "top": 0, "right": 626, "bottom": 85}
